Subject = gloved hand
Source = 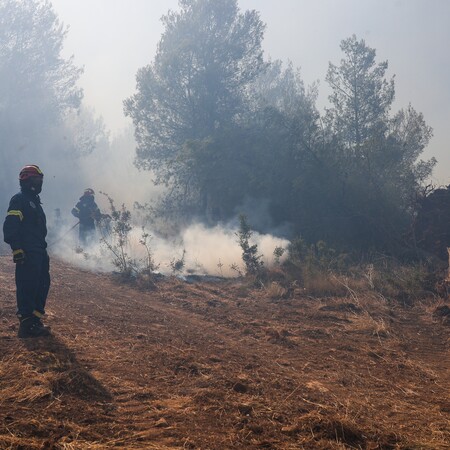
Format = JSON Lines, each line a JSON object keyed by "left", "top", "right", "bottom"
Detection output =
{"left": 13, "top": 249, "right": 26, "bottom": 264}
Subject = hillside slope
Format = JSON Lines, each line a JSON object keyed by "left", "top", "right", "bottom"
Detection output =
{"left": 0, "top": 255, "right": 449, "bottom": 449}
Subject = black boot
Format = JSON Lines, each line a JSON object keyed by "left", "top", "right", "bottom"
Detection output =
{"left": 32, "top": 315, "right": 52, "bottom": 333}
{"left": 18, "top": 315, "right": 51, "bottom": 338}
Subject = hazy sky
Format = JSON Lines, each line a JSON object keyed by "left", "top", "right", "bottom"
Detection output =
{"left": 50, "top": 0, "right": 450, "bottom": 184}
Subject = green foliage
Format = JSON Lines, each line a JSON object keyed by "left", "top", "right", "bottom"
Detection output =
{"left": 124, "top": 0, "right": 266, "bottom": 219}
{"left": 235, "top": 214, "right": 264, "bottom": 277}
{"left": 0, "top": 0, "right": 83, "bottom": 119}
{"left": 230, "top": 262, "right": 244, "bottom": 278}
{"left": 273, "top": 246, "right": 285, "bottom": 265}
{"left": 287, "top": 238, "right": 349, "bottom": 274}
{"left": 126, "top": 8, "right": 435, "bottom": 258}
{"left": 100, "top": 194, "right": 136, "bottom": 278}
{"left": 0, "top": 0, "right": 83, "bottom": 203}
{"left": 139, "top": 228, "right": 160, "bottom": 274}
{"left": 325, "top": 34, "right": 395, "bottom": 151}
{"left": 170, "top": 249, "right": 186, "bottom": 275}
{"left": 320, "top": 35, "right": 435, "bottom": 252}
{"left": 123, "top": 0, "right": 271, "bottom": 225}
{"left": 414, "top": 185, "right": 450, "bottom": 260}
{"left": 96, "top": 195, "right": 163, "bottom": 287}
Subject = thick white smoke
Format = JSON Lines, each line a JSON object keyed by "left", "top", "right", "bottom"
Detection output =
{"left": 49, "top": 221, "right": 289, "bottom": 278}
{"left": 4, "top": 122, "right": 290, "bottom": 274}
{"left": 43, "top": 124, "right": 291, "bottom": 278}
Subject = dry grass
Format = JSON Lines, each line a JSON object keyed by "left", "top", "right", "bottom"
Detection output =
{"left": 266, "top": 281, "right": 288, "bottom": 300}
{"left": 0, "top": 255, "right": 449, "bottom": 449}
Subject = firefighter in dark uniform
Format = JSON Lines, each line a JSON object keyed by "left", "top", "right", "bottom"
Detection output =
{"left": 3, "top": 165, "right": 51, "bottom": 338}
{"left": 71, "top": 188, "right": 101, "bottom": 247}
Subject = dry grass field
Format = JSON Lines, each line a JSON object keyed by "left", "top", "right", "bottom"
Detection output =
{"left": 0, "top": 255, "right": 449, "bottom": 449}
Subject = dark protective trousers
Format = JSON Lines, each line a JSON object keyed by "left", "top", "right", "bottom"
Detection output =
{"left": 15, "top": 252, "right": 50, "bottom": 317}
{"left": 79, "top": 222, "right": 96, "bottom": 247}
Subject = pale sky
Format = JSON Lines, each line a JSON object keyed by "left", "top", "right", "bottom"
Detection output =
{"left": 50, "top": 0, "right": 450, "bottom": 184}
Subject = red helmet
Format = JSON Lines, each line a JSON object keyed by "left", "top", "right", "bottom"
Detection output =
{"left": 84, "top": 188, "right": 95, "bottom": 196}
{"left": 19, "top": 165, "right": 44, "bottom": 180}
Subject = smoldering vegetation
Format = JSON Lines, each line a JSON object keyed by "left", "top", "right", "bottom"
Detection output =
{"left": 48, "top": 211, "right": 290, "bottom": 278}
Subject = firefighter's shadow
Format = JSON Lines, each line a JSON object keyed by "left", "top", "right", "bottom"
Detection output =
{"left": 23, "top": 335, "right": 113, "bottom": 402}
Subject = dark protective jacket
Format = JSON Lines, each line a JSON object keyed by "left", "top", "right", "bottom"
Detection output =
{"left": 3, "top": 190, "right": 47, "bottom": 253}
{"left": 71, "top": 195, "right": 101, "bottom": 229}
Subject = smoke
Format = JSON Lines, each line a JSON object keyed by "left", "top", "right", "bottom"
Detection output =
{"left": 2, "top": 112, "right": 291, "bottom": 274}
{"left": 76, "top": 126, "right": 164, "bottom": 207}
{"left": 49, "top": 220, "right": 289, "bottom": 278}
{"left": 3, "top": 112, "right": 291, "bottom": 273}
{"left": 1, "top": 0, "right": 292, "bottom": 267}
{"left": 42, "top": 123, "right": 161, "bottom": 215}
{"left": 173, "top": 223, "right": 290, "bottom": 277}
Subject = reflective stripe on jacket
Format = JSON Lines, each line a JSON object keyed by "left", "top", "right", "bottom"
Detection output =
{"left": 3, "top": 191, "right": 47, "bottom": 253}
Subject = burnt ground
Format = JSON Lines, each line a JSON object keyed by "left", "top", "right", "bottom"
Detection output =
{"left": 0, "top": 255, "right": 449, "bottom": 449}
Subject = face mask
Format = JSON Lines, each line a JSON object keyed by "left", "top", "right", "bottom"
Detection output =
{"left": 29, "top": 177, "right": 43, "bottom": 194}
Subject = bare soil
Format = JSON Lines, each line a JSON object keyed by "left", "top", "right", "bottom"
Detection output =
{"left": 0, "top": 255, "right": 449, "bottom": 449}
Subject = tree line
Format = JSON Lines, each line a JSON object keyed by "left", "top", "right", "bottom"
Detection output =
{"left": 1, "top": 0, "right": 438, "bottom": 257}
{"left": 125, "top": 0, "right": 435, "bottom": 256}
{"left": 0, "top": 0, "right": 106, "bottom": 220}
